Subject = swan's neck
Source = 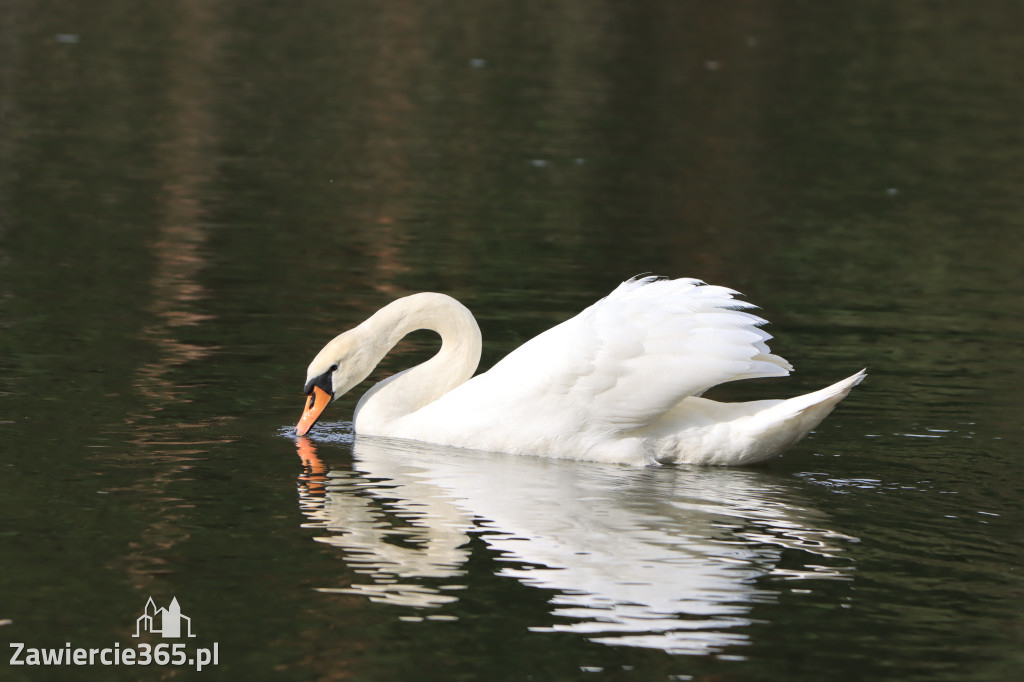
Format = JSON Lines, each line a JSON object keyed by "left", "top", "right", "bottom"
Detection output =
{"left": 352, "top": 292, "right": 482, "bottom": 434}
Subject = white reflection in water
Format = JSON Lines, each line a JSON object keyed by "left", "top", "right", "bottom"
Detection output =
{"left": 296, "top": 433, "right": 856, "bottom": 654}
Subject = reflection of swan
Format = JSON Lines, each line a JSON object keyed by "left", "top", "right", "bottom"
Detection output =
{"left": 297, "top": 277, "right": 864, "bottom": 465}
{"left": 297, "top": 435, "right": 857, "bottom": 653}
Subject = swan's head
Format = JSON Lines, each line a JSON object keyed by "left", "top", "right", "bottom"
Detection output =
{"left": 295, "top": 329, "right": 374, "bottom": 436}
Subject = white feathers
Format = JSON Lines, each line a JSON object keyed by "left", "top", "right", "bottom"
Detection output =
{"left": 311, "top": 276, "right": 864, "bottom": 466}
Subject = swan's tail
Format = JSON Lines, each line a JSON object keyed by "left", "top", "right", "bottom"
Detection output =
{"left": 655, "top": 369, "right": 866, "bottom": 465}
{"left": 774, "top": 369, "right": 866, "bottom": 420}
{"left": 740, "top": 369, "right": 866, "bottom": 464}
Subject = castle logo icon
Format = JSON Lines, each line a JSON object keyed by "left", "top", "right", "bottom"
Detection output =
{"left": 132, "top": 597, "right": 196, "bottom": 638}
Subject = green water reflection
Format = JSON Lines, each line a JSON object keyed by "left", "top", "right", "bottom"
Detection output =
{"left": 1, "top": 1, "right": 1022, "bottom": 681}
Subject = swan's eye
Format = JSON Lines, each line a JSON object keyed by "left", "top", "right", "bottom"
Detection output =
{"left": 329, "top": 364, "right": 338, "bottom": 373}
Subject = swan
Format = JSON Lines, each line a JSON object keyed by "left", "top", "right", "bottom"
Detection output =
{"left": 296, "top": 276, "right": 865, "bottom": 466}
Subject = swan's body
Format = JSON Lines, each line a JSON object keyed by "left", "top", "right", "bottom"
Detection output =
{"left": 297, "top": 277, "right": 865, "bottom": 466}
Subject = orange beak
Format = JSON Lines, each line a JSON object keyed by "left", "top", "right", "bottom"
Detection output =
{"left": 296, "top": 385, "right": 332, "bottom": 436}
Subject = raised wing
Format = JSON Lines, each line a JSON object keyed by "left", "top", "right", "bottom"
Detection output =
{"left": 470, "top": 277, "right": 792, "bottom": 432}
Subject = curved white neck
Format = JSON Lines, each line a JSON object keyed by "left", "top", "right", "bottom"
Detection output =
{"left": 352, "top": 292, "right": 482, "bottom": 434}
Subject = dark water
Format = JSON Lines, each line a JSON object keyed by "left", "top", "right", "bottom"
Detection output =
{"left": 2, "top": 1, "right": 1023, "bottom": 680}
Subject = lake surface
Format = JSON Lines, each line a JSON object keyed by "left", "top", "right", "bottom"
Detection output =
{"left": 2, "top": 1, "right": 1023, "bottom": 680}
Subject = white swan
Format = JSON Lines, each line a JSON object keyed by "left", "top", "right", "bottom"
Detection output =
{"left": 296, "top": 276, "right": 865, "bottom": 465}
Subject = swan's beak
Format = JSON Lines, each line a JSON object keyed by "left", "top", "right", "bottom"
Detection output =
{"left": 296, "top": 386, "right": 331, "bottom": 436}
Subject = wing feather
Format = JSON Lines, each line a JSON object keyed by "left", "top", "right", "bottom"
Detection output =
{"left": 464, "top": 276, "right": 792, "bottom": 432}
